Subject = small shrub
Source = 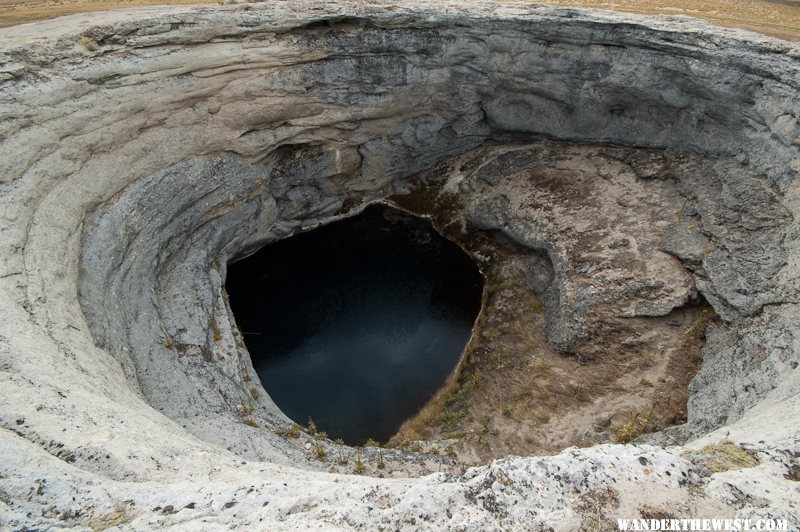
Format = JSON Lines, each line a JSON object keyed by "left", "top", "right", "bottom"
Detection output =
{"left": 249, "top": 387, "right": 259, "bottom": 400}
{"left": 364, "top": 438, "right": 380, "bottom": 448}
{"left": 445, "top": 382, "right": 469, "bottom": 406}
{"left": 333, "top": 438, "right": 345, "bottom": 445}
{"left": 275, "top": 424, "right": 301, "bottom": 438}
{"left": 386, "top": 438, "right": 411, "bottom": 449}
{"left": 314, "top": 443, "right": 327, "bottom": 461}
{"left": 354, "top": 450, "right": 366, "bottom": 474}
{"left": 376, "top": 453, "right": 385, "bottom": 469}
{"left": 443, "top": 409, "right": 468, "bottom": 427}
{"left": 238, "top": 399, "right": 258, "bottom": 428}
{"left": 315, "top": 431, "right": 328, "bottom": 441}
{"left": 614, "top": 409, "right": 655, "bottom": 443}
{"left": 410, "top": 443, "right": 422, "bottom": 453}
{"left": 639, "top": 378, "right": 653, "bottom": 387}
{"left": 307, "top": 417, "right": 317, "bottom": 435}
{"left": 685, "top": 312, "right": 712, "bottom": 338}
{"left": 238, "top": 401, "right": 254, "bottom": 416}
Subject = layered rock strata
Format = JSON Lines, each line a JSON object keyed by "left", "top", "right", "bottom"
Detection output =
{"left": 0, "top": 2, "right": 798, "bottom": 528}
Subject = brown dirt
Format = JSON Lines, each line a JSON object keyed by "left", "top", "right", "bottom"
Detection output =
{"left": 388, "top": 183, "right": 717, "bottom": 465}
{"left": 0, "top": 0, "right": 798, "bottom": 41}
{"left": 516, "top": 0, "right": 800, "bottom": 41}
{"left": 0, "top": 0, "right": 215, "bottom": 28}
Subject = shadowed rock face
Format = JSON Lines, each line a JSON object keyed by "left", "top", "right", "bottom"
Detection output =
{"left": 0, "top": 2, "right": 798, "bottom": 529}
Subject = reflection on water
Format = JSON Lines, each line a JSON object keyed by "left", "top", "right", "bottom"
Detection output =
{"left": 226, "top": 204, "right": 484, "bottom": 444}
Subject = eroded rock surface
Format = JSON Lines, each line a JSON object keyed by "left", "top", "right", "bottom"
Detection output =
{"left": 1, "top": 1, "right": 799, "bottom": 529}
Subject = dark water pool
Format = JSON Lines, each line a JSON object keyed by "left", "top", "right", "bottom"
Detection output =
{"left": 225, "top": 204, "right": 484, "bottom": 445}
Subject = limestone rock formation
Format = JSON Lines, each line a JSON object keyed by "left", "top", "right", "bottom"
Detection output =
{"left": 0, "top": 1, "right": 798, "bottom": 529}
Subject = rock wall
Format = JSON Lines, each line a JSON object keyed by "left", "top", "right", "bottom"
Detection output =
{"left": 1, "top": 2, "right": 799, "bottom": 528}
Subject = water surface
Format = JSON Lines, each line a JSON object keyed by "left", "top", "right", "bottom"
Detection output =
{"left": 226, "top": 204, "right": 484, "bottom": 444}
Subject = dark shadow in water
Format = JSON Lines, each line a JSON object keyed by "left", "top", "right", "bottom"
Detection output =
{"left": 226, "top": 204, "right": 484, "bottom": 445}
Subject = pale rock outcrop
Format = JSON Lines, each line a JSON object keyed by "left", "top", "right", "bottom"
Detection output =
{"left": 0, "top": 1, "right": 799, "bottom": 529}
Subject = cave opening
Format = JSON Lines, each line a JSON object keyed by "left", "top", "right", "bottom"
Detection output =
{"left": 225, "top": 203, "right": 485, "bottom": 445}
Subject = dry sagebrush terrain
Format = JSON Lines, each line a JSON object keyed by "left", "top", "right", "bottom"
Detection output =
{"left": 0, "top": 0, "right": 799, "bottom": 41}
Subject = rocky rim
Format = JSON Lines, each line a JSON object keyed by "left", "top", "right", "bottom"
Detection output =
{"left": 0, "top": 2, "right": 799, "bottom": 529}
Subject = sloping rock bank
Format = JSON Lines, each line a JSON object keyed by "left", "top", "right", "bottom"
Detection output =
{"left": 0, "top": 2, "right": 799, "bottom": 529}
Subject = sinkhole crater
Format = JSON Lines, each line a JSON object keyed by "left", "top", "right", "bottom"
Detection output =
{"left": 3, "top": 4, "right": 800, "bottom": 527}
{"left": 226, "top": 204, "right": 485, "bottom": 444}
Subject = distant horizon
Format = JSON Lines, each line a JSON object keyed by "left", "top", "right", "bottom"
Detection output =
{"left": 1, "top": 0, "right": 799, "bottom": 41}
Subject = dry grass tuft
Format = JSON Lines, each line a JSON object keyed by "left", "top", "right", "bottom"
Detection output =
{"left": 210, "top": 318, "right": 222, "bottom": 342}
{"left": 353, "top": 449, "right": 366, "bottom": 474}
{"left": 313, "top": 442, "right": 327, "bottom": 461}
{"left": 274, "top": 424, "right": 302, "bottom": 438}
{"left": 614, "top": 408, "right": 655, "bottom": 443}
{"left": 694, "top": 441, "right": 759, "bottom": 473}
{"left": 78, "top": 36, "right": 98, "bottom": 51}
